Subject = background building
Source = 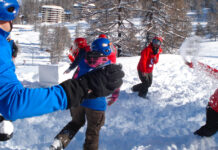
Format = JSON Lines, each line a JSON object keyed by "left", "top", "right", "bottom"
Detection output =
{"left": 41, "top": 5, "right": 65, "bottom": 23}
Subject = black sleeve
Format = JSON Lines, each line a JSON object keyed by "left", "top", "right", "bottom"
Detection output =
{"left": 69, "top": 49, "right": 86, "bottom": 70}
{"left": 60, "top": 78, "right": 88, "bottom": 108}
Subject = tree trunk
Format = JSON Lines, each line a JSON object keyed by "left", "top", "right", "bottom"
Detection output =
{"left": 117, "top": 0, "right": 122, "bottom": 57}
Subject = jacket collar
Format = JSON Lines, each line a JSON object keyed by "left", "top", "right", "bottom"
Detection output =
{"left": 0, "top": 28, "right": 10, "bottom": 39}
{"left": 148, "top": 43, "right": 162, "bottom": 54}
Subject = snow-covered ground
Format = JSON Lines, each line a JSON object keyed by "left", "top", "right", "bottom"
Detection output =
{"left": 0, "top": 25, "right": 217, "bottom": 150}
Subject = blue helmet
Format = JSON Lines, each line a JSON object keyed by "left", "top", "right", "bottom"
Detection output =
{"left": 91, "top": 38, "right": 112, "bottom": 56}
{"left": 0, "top": 0, "right": 20, "bottom": 21}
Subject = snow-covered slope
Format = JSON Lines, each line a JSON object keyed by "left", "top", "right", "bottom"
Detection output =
{"left": 0, "top": 25, "right": 217, "bottom": 150}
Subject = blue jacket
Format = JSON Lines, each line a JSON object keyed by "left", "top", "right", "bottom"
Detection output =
{"left": 77, "top": 58, "right": 110, "bottom": 111}
{"left": 0, "top": 28, "right": 68, "bottom": 121}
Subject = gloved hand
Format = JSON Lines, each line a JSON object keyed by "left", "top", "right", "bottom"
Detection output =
{"left": 107, "top": 88, "right": 120, "bottom": 106}
{"left": 107, "top": 97, "right": 118, "bottom": 106}
{"left": 12, "top": 41, "right": 18, "bottom": 58}
{"left": 0, "top": 115, "right": 14, "bottom": 141}
{"left": 60, "top": 64, "right": 125, "bottom": 108}
{"left": 185, "top": 61, "right": 193, "bottom": 68}
{"left": 64, "top": 68, "right": 71, "bottom": 74}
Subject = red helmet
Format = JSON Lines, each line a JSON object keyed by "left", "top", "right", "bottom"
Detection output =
{"left": 153, "top": 36, "right": 163, "bottom": 43}
{"left": 74, "top": 38, "right": 87, "bottom": 49}
{"left": 99, "top": 34, "right": 107, "bottom": 38}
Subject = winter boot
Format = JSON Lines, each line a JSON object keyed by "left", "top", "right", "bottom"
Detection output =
{"left": 131, "top": 84, "right": 142, "bottom": 92}
{"left": 49, "top": 138, "right": 63, "bottom": 150}
{"left": 138, "top": 88, "right": 148, "bottom": 99}
{"left": 194, "top": 106, "right": 218, "bottom": 137}
{"left": 50, "top": 121, "right": 81, "bottom": 149}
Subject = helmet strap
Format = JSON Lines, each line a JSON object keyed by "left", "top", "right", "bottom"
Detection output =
{"left": 9, "top": 21, "right": 13, "bottom": 32}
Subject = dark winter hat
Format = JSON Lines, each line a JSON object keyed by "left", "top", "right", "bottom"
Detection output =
{"left": 0, "top": 0, "right": 20, "bottom": 21}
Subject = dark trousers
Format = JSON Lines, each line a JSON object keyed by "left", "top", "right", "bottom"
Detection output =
{"left": 132, "top": 71, "right": 152, "bottom": 96}
{"left": 55, "top": 106, "right": 105, "bottom": 150}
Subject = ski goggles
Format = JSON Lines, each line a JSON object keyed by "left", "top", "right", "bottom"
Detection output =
{"left": 152, "top": 39, "right": 161, "bottom": 48}
{"left": 85, "top": 51, "right": 109, "bottom": 68}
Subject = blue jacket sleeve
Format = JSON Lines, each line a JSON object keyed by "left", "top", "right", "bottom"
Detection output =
{"left": 0, "top": 31, "right": 68, "bottom": 121}
{"left": 0, "top": 79, "right": 68, "bottom": 121}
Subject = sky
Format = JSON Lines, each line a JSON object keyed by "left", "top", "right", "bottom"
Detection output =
{"left": 0, "top": 23, "right": 217, "bottom": 150}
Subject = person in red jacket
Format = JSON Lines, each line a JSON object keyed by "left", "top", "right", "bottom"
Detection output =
{"left": 67, "top": 38, "right": 90, "bottom": 63}
{"left": 132, "top": 37, "right": 163, "bottom": 98}
{"left": 185, "top": 61, "right": 218, "bottom": 137}
{"left": 65, "top": 38, "right": 90, "bottom": 75}
{"left": 98, "top": 34, "right": 117, "bottom": 64}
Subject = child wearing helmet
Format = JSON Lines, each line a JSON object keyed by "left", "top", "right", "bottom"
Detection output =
{"left": 68, "top": 38, "right": 90, "bottom": 62}
{"left": 98, "top": 34, "right": 117, "bottom": 64}
{"left": 132, "top": 36, "right": 163, "bottom": 98}
{"left": 64, "top": 37, "right": 90, "bottom": 75}
{"left": 51, "top": 38, "right": 121, "bottom": 150}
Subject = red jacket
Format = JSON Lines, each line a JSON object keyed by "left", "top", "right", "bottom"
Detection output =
{"left": 197, "top": 63, "right": 218, "bottom": 112}
{"left": 209, "top": 89, "right": 218, "bottom": 112}
{"left": 68, "top": 46, "right": 90, "bottom": 63}
{"left": 108, "top": 45, "right": 117, "bottom": 64}
{"left": 137, "top": 44, "right": 162, "bottom": 73}
{"left": 187, "top": 61, "right": 218, "bottom": 79}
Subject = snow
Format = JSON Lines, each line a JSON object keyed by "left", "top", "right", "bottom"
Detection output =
{"left": 0, "top": 121, "right": 14, "bottom": 135}
{"left": 0, "top": 24, "right": 217, "bottom": 150}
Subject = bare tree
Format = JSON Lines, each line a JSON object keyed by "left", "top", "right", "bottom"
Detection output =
{"left": 39, "top": 25, "right": 71, "bottom": 64}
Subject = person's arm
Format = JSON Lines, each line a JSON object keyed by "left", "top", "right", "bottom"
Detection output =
{"left": 198, "top": 62, "right": 218, "bottom": 75}
{"left": 0, "top": 64, "right": 124, "bottom": 121}
{"left": 64, "top": 49, "right": 86, "bottom": 74}
{"left": 185, "top": 61, "right": 193, "bottom": 68}
{"left": 154, "top": 47, "right": 162, "bottom": 64}
{"left": 185, "top": 61, "right": 217, "bottom": 78}
{"left": 140, "top": 49, "right": 148, "bottom": 74}
{"left": 154, "top": 53, "right": 160, "bottom": 64}
{"left": 68, "top": 54, "right": 75, "bottom": 63}
{"left": 69, "top": 49, "right": 86, "bottom": 70}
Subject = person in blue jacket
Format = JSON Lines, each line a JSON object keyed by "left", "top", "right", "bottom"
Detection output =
{"left": 0, "top": 0, "right": 124, "bottom": 141}
{"left": 50, "top": 38, "right": 120, "bottom": 150}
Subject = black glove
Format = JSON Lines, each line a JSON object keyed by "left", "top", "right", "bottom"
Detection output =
{"left": 60, "top": 64, "right": 124, "bottom": 108}
{"left": 0, "top": 116, "right": 14, "bottom": 141}
{"left": 12, "top": 41, "right": 18, "bottom": 58}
